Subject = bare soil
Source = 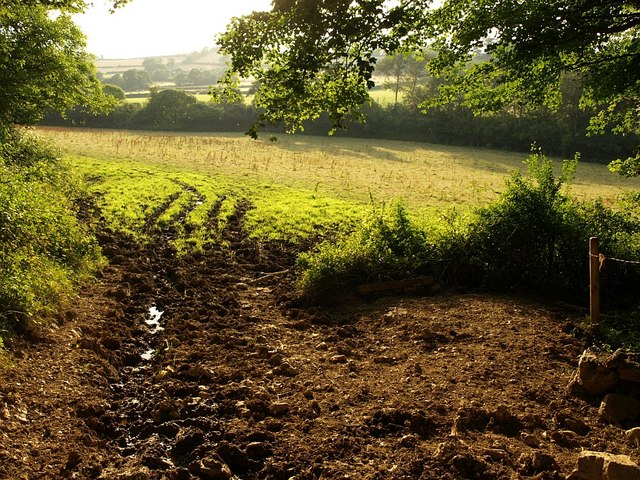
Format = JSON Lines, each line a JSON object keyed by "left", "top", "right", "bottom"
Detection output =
{"left": 0, "top": 201, "right": 636, "bottom": 480}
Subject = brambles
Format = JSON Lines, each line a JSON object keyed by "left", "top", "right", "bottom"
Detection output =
{"left": 0, "top": 132, "right": 103, "bottom": 340}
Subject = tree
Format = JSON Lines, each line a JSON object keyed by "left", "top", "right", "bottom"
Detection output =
{"left": 214, "top": 0, "right": 640, "bottom": 166}
{"left": 0, "top": 0, "right": 113, "bottom": 138}
{"left": 376, "top": 54, "right": 408, "bottom": 108}
{"left": 120, "top": 69, "right": 151, "bottom": 92}
{"left": 376, "top": 52, "right": 430, "bottom": 108}
{"left": 103, "top": 84, "right": 126, "bottom": 102}
{"left": 139, "top": 89, "right": 197, "bottom": 129}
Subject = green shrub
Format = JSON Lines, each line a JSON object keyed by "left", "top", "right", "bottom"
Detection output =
{"left": 463, "top": 151, "right": 587, "bottom": 291}
{"left": 0, "top": 131, "right": 102, "bottom": 342}
{"left": 296, "top": 150, "right": 640, "bottom": 304}
{"left": 297, "top": 203, "right": 434, "bottom": 299}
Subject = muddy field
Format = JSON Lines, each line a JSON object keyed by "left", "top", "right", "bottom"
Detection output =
{"left": 0, "top": 199, "right": 637, "bottom": 479}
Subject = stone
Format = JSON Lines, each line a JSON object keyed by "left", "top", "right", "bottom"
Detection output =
{"left": 530, "top": 451, "right": 558, "bottom": 472}
{"left": 199, "top": 454, "right": 232, "bottom": 480}
{"left": 521, "top": 433, "right": 540, "bottom": 448}
{"left": 274, "top": 362, "right": 299, "bottom": 377}
{"left": 330, "top": 354, "right": 347, "bottom": 364}
{"left": 618, "top": 365, "right": 640, "bottom": 383}
{"left": 245, "top": 441, "right": 272, "bottom": 460}
{"left": 572, "top": 451, "right": 606, "bottom": 480}
{"left": 269, "top": 402, "right": 290, "bottom": 416}
{"left": 550, "top": 429, "right": 581, "bottom": 448}
{"left": 172, "top": 429, "right": 205, "bottom": 456}
{"left": 627, "top": 427, "right": 640, "bottom": 447}
{"left": 598, "top": 394, "right": 640, "bottom": 424}
{"left": 569, "top": 451, "right": 640, "bottom": 480}
{"left": 186, "top": 364, "right": 212, "bottom": 380}
{"left": 577, "top": 348, "right": 619, "bottom": 396}
{"left": 399, "top": 434, "right": 417, "bottom": 448}
{"left": 603, "top": 349, "right": 640, "bottom": 384}
{"left": 150, "top": 400, "right": 180, "bottom": 424}
{"left": 559, "top": 416, "right": 591, "bottom": 436}
{"left": 517, "top": 451, "right": 558, "bottom": 475}
{"left": 605, "top": 454, "right": 640, "bottom": 480}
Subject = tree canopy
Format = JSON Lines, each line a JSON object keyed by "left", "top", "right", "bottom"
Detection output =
{"left": 215, "top": 0, "right": 640, "bottom": 168}
{"left": 0, "top": 0, "right": 112, "bottom": 138}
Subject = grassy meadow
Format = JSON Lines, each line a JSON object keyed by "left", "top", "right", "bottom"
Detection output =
{"left": 35, "top": 127, "right": 640, "bottom": 252}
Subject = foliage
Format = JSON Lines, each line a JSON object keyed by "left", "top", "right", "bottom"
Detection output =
{"left": 133, "top": 89, "right": 198, "bottom": 130}
{"left": 216, "top": 0, "right": 640, "bottom": 169}
{"left": 597, "top": 311, "right": 640, "bottom": 351}
{"left": 376, "top": 52, "right": 430, "bottom": 108}
{"left": 0, "top": 132, "right": 102, "bottom": 340}
{"left": 465, "top": 151, "right": 584, "bottom": 291}
{"left": 108, "top": 69, "right": 151, "bottom": 92}
{"left": 103, "top": 84, "right": 126, "bottom": 102}
{"left": 41, "top": 88, "right": 639, "bottom": 163}
{"left": 0, "top": 1, "right": 113, "bottom": 137}
{"left": 297, "top": 203, "right": 434, "bottom": 299}
{"left": 296, "top": 150, "right": 640, "bottom": 300}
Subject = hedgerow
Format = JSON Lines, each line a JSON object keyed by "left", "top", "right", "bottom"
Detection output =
{"left": 297, "top": 151, "right": 640, "bottom": 304}
{"left": 0, "top": 131, "right": 102, "bottom": 343}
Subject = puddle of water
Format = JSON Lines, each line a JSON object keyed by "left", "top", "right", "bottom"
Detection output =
{"left": 141, "top": 349, "right": 155, "bottom": 361}
{"left": 146, "top": 305, "right": 165, "bottom": 333}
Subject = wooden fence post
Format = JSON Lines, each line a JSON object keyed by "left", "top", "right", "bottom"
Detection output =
{"left": 590, "top": 237, "right": 600, "bottom": 325}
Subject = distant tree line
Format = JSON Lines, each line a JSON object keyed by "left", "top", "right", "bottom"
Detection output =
{"left": 43, "top": 58, "right": 637, "bottom": 163}
{"left": 99, "top": 54, "right": 223, "bottom": 92}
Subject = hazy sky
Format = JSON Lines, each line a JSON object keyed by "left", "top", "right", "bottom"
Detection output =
{"left": 74, "top": 0, "right": 272, "bottom": 59}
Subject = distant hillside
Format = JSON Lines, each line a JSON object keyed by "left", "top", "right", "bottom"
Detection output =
{"left": 95, "top": 47, "right": 228, "bottom": 76}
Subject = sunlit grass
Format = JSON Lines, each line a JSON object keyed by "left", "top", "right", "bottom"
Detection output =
{"left": 62, "top": 149, "right": 366, "bottom": 253}
{"left": 39, "top": 127, "right": 640, "bottom": 215}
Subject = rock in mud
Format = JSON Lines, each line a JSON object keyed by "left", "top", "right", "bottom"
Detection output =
{"left": 269, "top": 402, "right": 290, "bottom": 416}
{"left": 172, "top": 428, "right": 205, "bottom": 456}
{"left": 598, "top": 394, "right": 640, "bottom": 424}
{"left": 573, "top": 348, "right": 619, "bottom": 396}
{"left": 517, "top": 451, "right": 558, "bottom": 475}
{"left": 245, "top": 441, "right": 272, "bottom": 460}
{"left": 568, "top": 451, "right": 640, "bottom": 480}
{"left": 626, "top": 427, "right": 640, "bottom": 447}
{"left": 217, "top": 441, "right": 249, "bottom": 471}
{"left": 151, "top": 400, "right": 180, "bottom": 424}
{"left": 196, "top": 453, "right": 232, "bottom": 480}
{"left": 451, "top": 453, "right": 487, "bottom": 478}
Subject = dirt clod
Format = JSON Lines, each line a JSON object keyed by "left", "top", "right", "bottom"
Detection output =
{"left": 1, "top": 204, "right": 640, "bottom": 479}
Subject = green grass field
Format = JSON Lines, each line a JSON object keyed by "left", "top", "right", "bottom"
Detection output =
{"left": 35, "top": 127, "right": 640, "bottom": 251}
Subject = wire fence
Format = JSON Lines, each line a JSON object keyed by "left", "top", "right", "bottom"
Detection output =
{"left": 590, "top": 237, "right": 640, "bottom": 323}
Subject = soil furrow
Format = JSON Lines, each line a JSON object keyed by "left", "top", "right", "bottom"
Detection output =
{"left": 0, "top": 200, "right": 637, "bottom": 479}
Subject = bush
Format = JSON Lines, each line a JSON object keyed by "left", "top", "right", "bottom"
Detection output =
{"left": 464, "top": 151, "right": 585, "bottom": 291}
{"left": 296, "top": 150, "right": 640, "bottom": 304}
{"left": 0, "top": 131, "right": 102, "bottom": 340}
{"left": 297, "top": 203, "right": 434, "bottom": 299}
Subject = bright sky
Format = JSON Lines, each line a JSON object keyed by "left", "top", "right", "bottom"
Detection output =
{"left": 74, "top": 0, "right": 272, "bottom": 59}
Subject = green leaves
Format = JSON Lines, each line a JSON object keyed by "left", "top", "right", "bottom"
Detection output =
{"left": 0, "top": 2, "right": 113, "bottom": 133}
{"left": 214, "top": 0, "right": 401, "bottom": 136}
{"left": 218, "top": 0, "right": 640, "bottom": 169}
{"left": 0, "top": 132, "right": 102, "bottom": 332}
